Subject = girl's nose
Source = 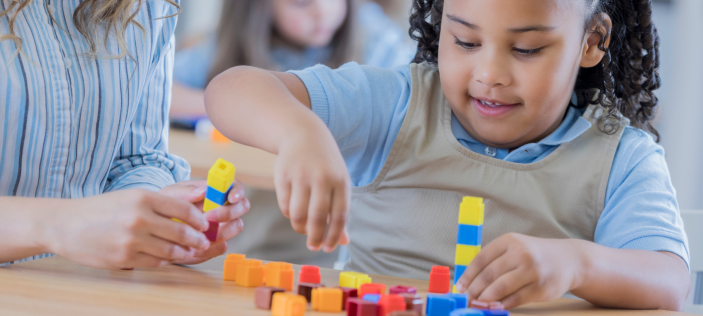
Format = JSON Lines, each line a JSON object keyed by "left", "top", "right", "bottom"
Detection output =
{"left": 474, "top": 49, "right": 513, "bottom": 88}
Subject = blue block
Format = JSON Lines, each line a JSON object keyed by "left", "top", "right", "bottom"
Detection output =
{"left": 446, "top": 293, "right": 469, "bottom": 309}
{"left": 362, "top": 294, "right": 381, "bottom": 303}
{"left": 457, "top": 224, "right": 482, "bottom": 246}
{"left": 426, "top": 294, "right": 457, "bottom": 316}
{"left": 205, "top": 184, "right": 233, "bottom": 205}
{"left": 450, "top": 308, "right": 485, "bottom": 316}
{"left": 483, "top": 310, "right": 509, "bottom": 316}
{"left": 454, "top": 265, "right": 467, "bottom": 284}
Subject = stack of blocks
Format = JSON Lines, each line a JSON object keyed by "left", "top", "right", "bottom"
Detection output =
{"left": 454, "top": 196, "right": 484, "bottom": 293}
{"left": 203, "top": 158, "right": 237, "bottom": 241}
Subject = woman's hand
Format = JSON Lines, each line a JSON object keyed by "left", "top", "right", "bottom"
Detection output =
{"left": 43, "top": 189, "right": 212, "bottom": 270}
{"left": 274, "top": 128, "right": 351, "bottom": 253}
{"left": 159, "top": 180, "right": 250, "bottom": 265}
{"left": 455, "top": 233, "right": 585, "bottom": 309}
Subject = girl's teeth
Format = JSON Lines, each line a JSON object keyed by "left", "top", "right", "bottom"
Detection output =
{"left": 480, "top": 100, "right": 503, "bottom": 107}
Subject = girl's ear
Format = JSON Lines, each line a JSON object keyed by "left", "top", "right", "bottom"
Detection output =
{"left": 580, "top": 13, "right": 612, "bottom": 68}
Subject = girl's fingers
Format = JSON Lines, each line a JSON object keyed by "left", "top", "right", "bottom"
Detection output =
{"left": 288, "top": 183, "right": 311, "bottom": 235}
{"left": 150, "top": 192, "right": 209, "bottom": 232}
{"left": 338, "top": 227, "right": 350, "bottom": 245}
{"left": 150, "top": 215, "right": 210, "bottom": 251}
{"left": 456, "top": 237, "right": 510, "bottom": 292}
{"left": 466, "top": 252, "right": 520, "bottom": 300}
{"left": 306, "top": 186, "right": 332, "bottom": 251}
{"left": 227, "top": 180, "right": 246, "bottom": 204}
{"left": 275, "top": 177, "right": 292, "bottom": 219}
{"left": 217, "top": 218, "right": 245, "bottom": 242}
{"left": 205, "top": 198, "right": 250, "bottom": 222}
{"left": 477, "top": 267, "right": 534, "bottom": 303}
{"left": 322, "top": 185, "right": 349, "bottom": 252}
{"left": 495, "top": 282, "right": 541, "bottom": 310}
{"left": 160, "top": 181, "right": 207, "bottom": 203}
{"left": 140, "top": 235, "right": 195, "bottom": 261}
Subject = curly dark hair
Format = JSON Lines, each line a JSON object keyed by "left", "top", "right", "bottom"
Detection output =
{"left": 409, "top": 0, "right": 661, "bottom": 141}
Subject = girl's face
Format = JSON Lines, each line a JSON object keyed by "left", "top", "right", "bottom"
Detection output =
{"left": 272, "top": 0, "right": 347, "bottom": 48}
{"left": 438, "top": 0, "right": 596, "bottom": 149}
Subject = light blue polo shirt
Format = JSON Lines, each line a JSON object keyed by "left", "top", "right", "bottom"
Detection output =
{"left": 290, "top": 62, "right": 690, "bottom": 268}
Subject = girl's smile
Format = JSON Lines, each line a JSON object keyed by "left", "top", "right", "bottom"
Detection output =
{"left": 472, "top": 96, "right": 521, "bottom": 118}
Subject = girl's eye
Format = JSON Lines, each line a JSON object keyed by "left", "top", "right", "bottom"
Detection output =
{"left": 514, "top": 47, "right": 544, "bottom": 56}
{"left": 454, "top": 38, "right": 479, "bottom": 50}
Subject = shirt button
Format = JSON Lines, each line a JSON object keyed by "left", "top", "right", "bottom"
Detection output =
{"left": 484, "top": 146, "right": 497, "bottom": 157}
{"left": 64, "top": 57, "right": 72, "bottom": 68}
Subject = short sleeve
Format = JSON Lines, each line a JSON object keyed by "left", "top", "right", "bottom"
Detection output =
{"left": 596, "top": 127, "right": 690, "bottom": 269}
{"left": 172, "top": 38, "right": 217, "bottom": 89}
{"left": 289, "top": 63, "right": 412, "bottom": 186}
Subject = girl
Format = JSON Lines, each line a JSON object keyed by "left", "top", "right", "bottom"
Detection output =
{"left": 170, "top": 0, "right": 415, "bottom": 118}
{"left": 205, "top": 0, "right": 689, "bottom": 311}
{"left": 0, "top": 0, "right": 250, "bottom": 269}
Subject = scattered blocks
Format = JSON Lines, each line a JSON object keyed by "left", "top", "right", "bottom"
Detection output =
{"left": 362, "top": 294, "right": 382, "bottom": 303}
{"left": 389, "top": 285, "right": 416, "bottom": 295}
{"left": 359, "top": 283, "right": 386, "bottom": 298}
{"left": 264, "top": 262, "right": 295, "bottom": 291}
{"left": 255, "top": 286, "right": 285, "bottom": 310}
{"left": 337, "top": 287, "right": 358, "bottom": 310}
{"left": 378, "top": 294, "right": 406, "bottom": 316}
{"left": 223, "top": 253, "right": 246, "bottom": 281}
{"left": 299, "top": 265, "right": 322, "bottom": 284}
{"left": 429, "top": 266, "right": 451, "bottom": 293}
{"left": 426, "top": 294, "right": 458, "bottom": 316}
{"left": 454, "top": 196, "right": 484, "bottom": 292}
{"left": 202, "top": 158, "right": 237, "bottom": 241}
{"left": 312, "top": 287, "right": 343, "bottom": 313}
{"left": 340, "top": 271, "right": 373, "bottom": 289}
{"left": 398, "top": 293, "right": 423, "bottom": 315}
{"left": 347, "top": 298, "right": 378, "bottom": 316}
{"left": 271, "top": 292, "right": 307, "bottom": 316}
{"left": 235, "top": 259, "right": 264, "bottom": 287}
{"left": 298, "top": 283, "right": 324, "bottom": 302}
{"left": 449, "top": 308, "right": 484, "bottom": 316}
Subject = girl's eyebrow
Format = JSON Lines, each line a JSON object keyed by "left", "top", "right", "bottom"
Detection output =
{"left": 446, "top": 14, "right": 556, "bottom": 33}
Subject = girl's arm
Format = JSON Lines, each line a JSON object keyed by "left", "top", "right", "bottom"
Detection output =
{"left": 205, "top": 66, "right": 351, "bottom": 252}
{"left": 170, "top": 82, "right": 207, "bottom": 118}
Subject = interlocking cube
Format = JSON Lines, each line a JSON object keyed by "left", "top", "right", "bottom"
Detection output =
{"left": 449, "top": 308, "right": 484, "bottom": 316}
{"left": 446, "top": 293, "right": 468, "bottom": 309}
{"left": 428, "top": 266, "right": 451, "bottom": 293}
{"left": 298, "top": 282, "right": 324, "bottom": 302}
{"left": 454, "top": 197, "right": 484, "bottom": 293}
{"left": 426, "top": 294, "right": 458, "bottom": 316}
{"left": 362, "top": 294, "right": 382, "bottom": 303}
{"left": 359, "top": 283, "right": 386, "bottom": 298}
{"left": 337, "top": 287, "right": 358, "bottom": 310}
{"left": 271, "top": 292, "right": 307, "bottom": 316}
{"left": 202, "top": 158, "right": 236, "bottom": 241}
{"left": 378, "top": 294, "right": 406, "bottom": 316}
{"left": 457, "top": 224, "right": 482, "bottom": 246}
{"left": 389, "top": 285, "right": 417, "bottom": 295}
{"left": 347, "top": 298, "right": 378, "bottom": 316}
{"left": 458, "top": 197, "right": 484, "bottom": 225}
{"left": 398, "top": 293, "right": 422, "bottom": 314}
{"left": 299, "top": 265, "right": 321, "bottom": 284}
{"left": 264, "top": 262, "right": 295, "bottom": 290}
{"left": 482, "top": 310, "right": 510, "bottom": 316}
{"left": 223, "top": 253, "right": 246, "bottom": 281}
{"left": 235, "top": 259, "right": 264, "bottom": 287}
{"left": 255, "top": 286, "right": 285, "bottom": 310}
{"left": 339, "top": 271, "right": 373, "bottom": 289}
{"left": 312, "top": 287, "right": 343, "bottom": 313}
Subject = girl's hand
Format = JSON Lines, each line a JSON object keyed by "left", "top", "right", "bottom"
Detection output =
{"left": 275, "top": 128, "right": 351, "bottom": 253}
{"left": 159, "top": 180, "right": 250, "bottom": 265}
{"left": 44, "top": 189, "right": 212, "bottom": 270}
{"left": 455, "top": 233, "right": 585, "bottom": 309}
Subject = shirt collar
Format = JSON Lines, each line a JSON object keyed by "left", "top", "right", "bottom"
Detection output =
{"left": 451, "top": 106, "right": 592, "bottom": 148}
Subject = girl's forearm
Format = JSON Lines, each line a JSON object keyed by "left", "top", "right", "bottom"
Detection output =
{"left": 0, "top": 197, "right": 57, "bottom": 263}
{"left": 570, "top": 239, "right": 689, "bottom": 311}
{"left": 204, "top": 66, "right": 322, "bottom": 155}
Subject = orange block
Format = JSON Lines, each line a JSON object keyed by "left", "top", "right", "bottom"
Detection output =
{"left": 235, "top": 259, "right": 264, "bottom": 287}
{"left": 223, "top": 253, "right": 246, "bottom": 281}
{"left": 312, "top": 287, "right": 343, "bottom": 313}
{"left": 265, "top": 262, "right": 295, "bottom": 291}
{"left": 271, "top": 292, "right": 307, "bottom": 316}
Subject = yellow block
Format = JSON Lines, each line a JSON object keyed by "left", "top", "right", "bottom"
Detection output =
{"left": 207, "top": 158, "right": 236, "bottom": 193}
{"left": 339, "top": 271, "right": 372, "bottom": 289}
{"left": 455, "top": 244, "right": 481, "bottom": 266}
{"left": 458, "top": 196, "right": 484, "bottom": 225}
{"left": 203, "top": 198, "right": 220, "bottom": 213}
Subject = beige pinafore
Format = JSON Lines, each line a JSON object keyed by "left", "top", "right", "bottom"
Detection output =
{"left": 345, "top": 63, "right": 628, "bottom": 280}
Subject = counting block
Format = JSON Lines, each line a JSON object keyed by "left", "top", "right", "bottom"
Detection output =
{"left": 337, "top": 287, "right": 358, "bottom": 310}
{"left": 202, "top": 158, "right": 237, "bottom": 241}
{"left": 483, "top": 310, "right": 510, "bottom": 316}
{"left": 255, "top": 286, "right": 285, "bottom": 310}
{"left": 429, "top": 266, "right": 451, "bottom": 293}
{"left": 340, "top": 271, "right": 373, "bottom": 289}
{"left": 453, "top": 265, "right": 467, "bottom": 285}
{"left": 312, "top": 287, "right": 343, "bottom": 313}
{"left": 378, "top": 295, "right": 406, "bottom": 316}
{"left": 426, "top": 294, "right": 457, "bottom": 316}
{"left": 458, "top": 197, "right": 484, "bottom": 225}
{"left": 454, "top": 245, "right": 481, "bottom": 266}
{"left": 223, "top": 253, "right": 246, "bottom": 281}
{"left": 347, "top": 298, "right": 378, "bottom": 316}
{"left": 389, "top": 286, "right": 416, "bottom": 295}
{"left": 362, "top": 294, "right": 382, "bottom": 303}
{"left": 359, "top": 283, "right": 386, "bottom": 298}
{"left": 457, "top": 224, "right": 482, "bottom": 246}
{"left": 449, "top": 308, "right": 484, "bottom": 316}
{"left": 398, "top": 293, "right": 422, "bottom": 314}
{"left": 271, "top": 292, "right": 307, "bottom": 316}
{"left": 446, "top": 293, "right": 468, "bottom": 309}
{"left": 299, "top": 265, "right": 321, "bottom": 284}
{"left": 265, "top": 262, "right": 295, "bottom": 291}
{"left": 235, "top": 259, "right": 264, "bottom": 287}
{"left": 298, "top": 283, "right": 324, "bottom": 302}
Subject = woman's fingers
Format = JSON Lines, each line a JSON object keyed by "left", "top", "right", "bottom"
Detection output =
{"left": 149, "top": 215, "right": 210, "bottom": 250}
{"left": 227, "top": 180, "right": 246, "bottom": 204}
{"left": 204, "top": 198, "right": 250, "bottom": 222}
{"left": 217, "top": 218, "right": 245, "bottom": 242}
{"left": 140, "top": 235, "right": 195, "bottom": 261}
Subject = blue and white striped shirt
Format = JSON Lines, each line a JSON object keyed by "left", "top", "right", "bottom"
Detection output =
{"left": 0, "top": 0, "right": 189, "bottom": 263}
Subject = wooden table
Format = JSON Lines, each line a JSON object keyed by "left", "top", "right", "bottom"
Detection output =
{"left": 169, "top": 129, "right": 276, "bottom": 190}
{"left": 0, "top": 256, "right": 691, "bottom": 316}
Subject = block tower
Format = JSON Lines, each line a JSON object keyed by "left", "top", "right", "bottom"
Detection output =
{"left": 203, "top": 158, "right": 236, "bottom": 241}
{"left": 454, "top": 196, "right": 484, "bottom": 292}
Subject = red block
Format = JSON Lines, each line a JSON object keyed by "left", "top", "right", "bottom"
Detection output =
{"left": 428, "top": 266, "right": 451, "bottom": 293}
{"left": 359, "top": 283, "right": 386, "bottom": 298}
{"left": 204, "top": 220, "right": 219, "bottom": 241}
{"left": 378, "top": 295, "right": 406, "bottom": 316}
{"left": 389, "top": 285, "right": 417, "bottom": 295}
{"left": 337, "top": 287, "right": 358, "bottom": 310}
{"left": 299, "top": 265, "right": 321, "bottom": 284}
{"left": 346, "top": 298, "right": 378, "bottom": 316}
{"left": 398, "top": 293, "right": 422, "bottom": 314}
